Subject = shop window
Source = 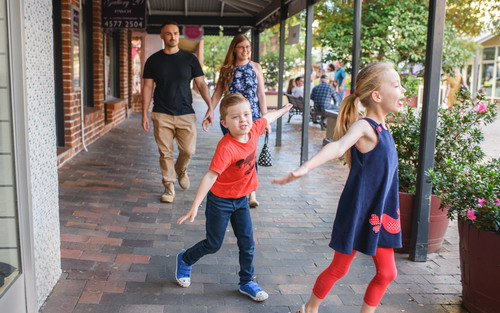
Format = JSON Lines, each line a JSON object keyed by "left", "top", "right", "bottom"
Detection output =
{"left": 131, "top": 37, "right": 142, "bottom": 94}
{"left": 479, "top": 64, "right": 494, "bottom": 97}
{"left": 53, "top": 0, "right": 64, "bottom": 146}
{"left": 105, "top": 30, "right": 120, "bottom": 100}
{"left": 0, "top": 0, "right": 21, "bottom": 296}
{"left": 465, "top": 64, "right": 472, "bottom": 91}
{"left": 496, "top": 64, "right": 500, "bottom": 98}
{"left": 482, "top": 47, "right": 495, "bottom": 61}
{"left": 81, "top": 0, "right": 94, "bottom": 107}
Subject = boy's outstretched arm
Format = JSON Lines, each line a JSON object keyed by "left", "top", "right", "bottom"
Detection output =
{"left": 263, "top": 103, "right": 293, "bottom": 125}
{"left": 177, "top": 170, "right": 218, "bottom": 224}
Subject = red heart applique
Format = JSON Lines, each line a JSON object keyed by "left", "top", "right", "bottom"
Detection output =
{"left": 369, "top": 214, "right": 381, "bottom": 233}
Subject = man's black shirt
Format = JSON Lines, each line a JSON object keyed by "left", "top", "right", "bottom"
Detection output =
{"left": 143, "top": 49, "right": 204, "bottom": 115}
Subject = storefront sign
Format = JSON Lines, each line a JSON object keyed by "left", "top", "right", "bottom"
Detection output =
{"left": 288, "top": 24, "right": 300, "bottom": 45}
{"left": 102, "top": 0, "right": 146, "bottom": 29}
{"left": 71, "top": 6, "right": 80, "bottom": 90}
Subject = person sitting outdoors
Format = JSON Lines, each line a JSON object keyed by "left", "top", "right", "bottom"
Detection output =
{"left": 311, "top": 75, "right": 337, "bottom": 126}
{"left": 291, "top": 76, "right": 304, "bottom": 98}
{"left": 286, "top": 78, "right": 296, "bottom": 95}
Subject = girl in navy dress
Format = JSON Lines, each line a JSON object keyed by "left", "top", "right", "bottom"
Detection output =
{"left": 205, "top": 34, "right": 270, "bottom": 207}
{"left": 273, "top": 62, "right": 405, "bottom": 313}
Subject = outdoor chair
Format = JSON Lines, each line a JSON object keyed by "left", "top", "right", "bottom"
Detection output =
{"left": 284, "top": 93, "right": 325, "bottom": 130}
{"left": 284, "top": 93, "right": 304, "bottom": 122}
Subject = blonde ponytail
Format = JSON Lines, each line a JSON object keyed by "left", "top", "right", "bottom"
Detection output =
{"left": 334, "top": 94, "right": 359, "bottom": 166}
{"left": 333, "top": 62, "right": 395, "bottom": 167}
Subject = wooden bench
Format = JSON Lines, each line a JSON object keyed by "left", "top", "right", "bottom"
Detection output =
{"left": 284, "top": 93, "right": 325, "bottom": 129}
{"left": 322, "top": 108, "right": 340, "bottom": 145}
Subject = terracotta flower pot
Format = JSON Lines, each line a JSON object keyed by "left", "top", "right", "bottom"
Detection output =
{"left": 458, "top": 219, "right": 500, "bottom": 313}
{"left": 396, "top": 192, "right": 449, "bottom": 253}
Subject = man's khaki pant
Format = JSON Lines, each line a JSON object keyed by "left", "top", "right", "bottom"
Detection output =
{"left": 151, "top": 112, "right": 197, "bottom": 186}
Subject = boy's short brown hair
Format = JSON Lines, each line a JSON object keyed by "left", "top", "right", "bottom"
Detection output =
{"left": 220, "top": 93, "right": 250, "bottom": 120}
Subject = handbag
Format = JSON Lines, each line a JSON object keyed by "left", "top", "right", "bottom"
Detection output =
{"left": 257, "top": 131, "right": 272, "bottom": 167}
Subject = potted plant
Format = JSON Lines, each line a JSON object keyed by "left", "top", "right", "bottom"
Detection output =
{"left": 429, "top": 158, "right": 499, "bottom": 313}
{"left": 390, "top": 87, "right": 498, "bottom": 253}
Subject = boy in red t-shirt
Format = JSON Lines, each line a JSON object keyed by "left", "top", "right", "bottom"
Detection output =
{"left": 176, "top": 93, "right": 292, "bottom": 301}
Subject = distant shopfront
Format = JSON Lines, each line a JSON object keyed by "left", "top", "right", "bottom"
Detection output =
{"left": 54, "top": 0, "right": 134, "bottom": 166}
{"left": 463, "top": 33, "right": 500, "bottom": 100}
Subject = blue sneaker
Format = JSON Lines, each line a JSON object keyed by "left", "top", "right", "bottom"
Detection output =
{"left": 175, "top": 251, "right": 192, "bottom": 287}
{"left": 239, "top": 281, "right": 268, "bottom": 301}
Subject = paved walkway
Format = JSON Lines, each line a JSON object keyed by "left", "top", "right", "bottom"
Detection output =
{"left": 41, "top": 98, "right": 467, "bottom": 313}
{"left": 481, "top": 106, "right": 500, "bottom": 160}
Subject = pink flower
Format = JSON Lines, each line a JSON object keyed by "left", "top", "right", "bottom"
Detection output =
{"left": 496, "top": 199, "right": 500, "bottom": 206}
{"left": 475, "top": 102, "right": 487, "bottom": 113}
{"left": 467, "top": 209, "right": 477, "bottom": 221}
{"left": 477, "top": 198, "right": 486, "bottom": 207}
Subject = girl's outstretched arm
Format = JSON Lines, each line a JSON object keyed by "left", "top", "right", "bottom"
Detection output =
{"left": 272, "top": 119, "right": 371, "bottom": 185}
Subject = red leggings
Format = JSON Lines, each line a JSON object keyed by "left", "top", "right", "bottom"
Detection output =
{"left": 312, "top": 248, "right": 397, "bottom": 306}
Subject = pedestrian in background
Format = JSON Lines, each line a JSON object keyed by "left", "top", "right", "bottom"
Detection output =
{"left": 142, "top": 21, "right": 213, "bottom": 203}
{"left": 333, "top": 60, "right": 347, "bottom": 100}
{"left": 208, "top": 34, "right": 269, "bottom": 207}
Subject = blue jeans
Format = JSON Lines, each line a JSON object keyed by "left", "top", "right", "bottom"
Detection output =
{"left": 182, "top": 191, "right": 255, "bottom": 285}
{"left": 338, "top": 90, "right": 345, "bottom": 101}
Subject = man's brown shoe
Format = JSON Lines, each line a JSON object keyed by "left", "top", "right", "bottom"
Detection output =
{"left": 249, "top": 191, "right": 259, "bottom": 208}
{"left": 161, "top": 183, "right": 175, "bottom": 203}
{"left": 178, "top": 169, "right": 190, "bottom": 190}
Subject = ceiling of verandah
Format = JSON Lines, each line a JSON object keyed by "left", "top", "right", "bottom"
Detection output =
{"left": 145, "top": 0, "right": 323, "bottom": 35}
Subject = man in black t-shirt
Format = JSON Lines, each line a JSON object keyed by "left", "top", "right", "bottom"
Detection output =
{"left": 142, "top": 21, "right": 213, "bottom": 203}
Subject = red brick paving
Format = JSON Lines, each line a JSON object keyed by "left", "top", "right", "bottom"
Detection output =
{"left": 40, "top": 101, "right": 467, "bottom": 313}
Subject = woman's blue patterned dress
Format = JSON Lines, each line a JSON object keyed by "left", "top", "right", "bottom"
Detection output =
{"left": 229, "top": 61, "right": 260, "bottom": 120}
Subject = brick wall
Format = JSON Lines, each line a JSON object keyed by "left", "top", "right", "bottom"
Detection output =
{"left": 58, "top": 0, "right": 131, "bottom": 167}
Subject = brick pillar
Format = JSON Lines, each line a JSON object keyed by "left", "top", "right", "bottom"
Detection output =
{"left": 92, "top": 0, "right": 104, "bottom": 110}
{"left": 128, "top": 31, "right": 133, "bottom": 110}
{"left": 61, "top": 0, "right": 82, "bottom": 148}
{"left": 119, "top": 29, "right": 130, "bottom": 101}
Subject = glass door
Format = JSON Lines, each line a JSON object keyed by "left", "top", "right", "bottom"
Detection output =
{"left": 0, "top": 0, "right": 28, "bottom": 311}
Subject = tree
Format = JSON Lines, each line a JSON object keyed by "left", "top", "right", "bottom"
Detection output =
{"left": 202, "top": 34, "right": 232, "bottom": 83}
{"left": 314, "top": 0, "right": 481, "bottom": 96}
{"left": 259, "top": 16, "right": 310, "bottom": 89}
{"left": 446, "top": 0, "right": 500, "bottom": 37}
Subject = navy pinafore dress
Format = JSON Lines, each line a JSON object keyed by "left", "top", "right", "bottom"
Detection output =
{"left": 329, "top": 118, "right": 402, "bottom": 256}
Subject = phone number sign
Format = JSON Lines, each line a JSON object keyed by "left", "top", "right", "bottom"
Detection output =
{"left": 102, "top": 0, "right": 146, "bottom": 29}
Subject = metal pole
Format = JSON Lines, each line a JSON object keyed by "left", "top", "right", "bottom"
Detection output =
{"left": 252, "top": 28, "right": 260, "bottom": 63}
{"left": 350, "top": 0, "right": 362, "bottom": 92}
{"left": 300, "top": 0, "right": 314, "bottom": 165}
{"left": 409, "top": 0, "right": 446, "bottom": 262}
{"left": 472, "top": 50, "right": 480, "bottom": 95}
{"left": 276, "top": 1, "right": 288, "bottom": 147}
